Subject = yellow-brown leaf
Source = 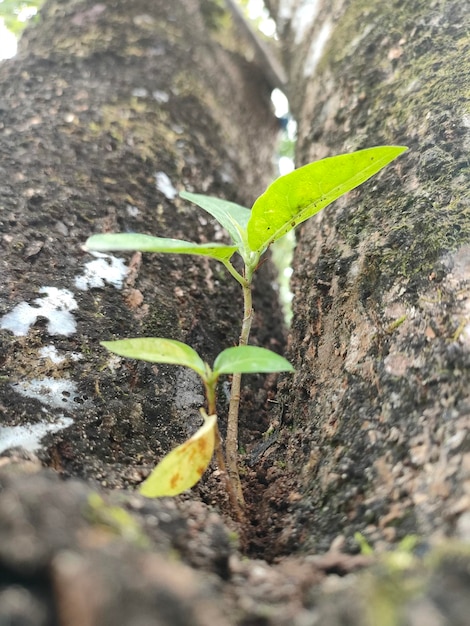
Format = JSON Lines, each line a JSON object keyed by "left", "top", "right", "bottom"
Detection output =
{"left": 139, "top": 412, "right": 216, "bottom": 498}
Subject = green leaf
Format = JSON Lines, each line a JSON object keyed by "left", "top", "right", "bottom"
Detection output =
{"left": 213, "top": 345, "right": 294, "bottom": 375}
{"left": 247, "top": 146, "right": 408, "bottom": 254}
{"left": 85, "top": 233, "right": 237, "bottom": 262}
{"left": 180, "top": 191, "right": 251, "bottom": 251}
{"left": 354, "top": 532, "right": 374, "bottom": 556}
{"left": 139, "top": 411, "right": 216, "bottom": 497}
{"left": 101, "top": 338, "right": 208, "bottom": 380}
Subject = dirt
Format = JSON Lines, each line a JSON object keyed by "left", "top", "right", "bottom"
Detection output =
{"left": 1, "top": 450, "right": 470, "bottom": 626}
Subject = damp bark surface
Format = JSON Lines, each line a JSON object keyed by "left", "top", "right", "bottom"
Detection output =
{"left": 0, "top": 0, "right": 284, "bottom": 488}
{"left": 1, "top": 1, "right": 470, "bottom": 625}
{"left": 266, "top": 0, "right": 470, "bottom": 556}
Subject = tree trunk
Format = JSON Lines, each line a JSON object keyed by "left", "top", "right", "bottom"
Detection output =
{"left": 270, "top": 0, "right": 470, "bottom": 554}
{"left": 2, "top": 1, "right": 470, "bottom": 624}
{"left": 0, "top": 0, "right": 283, "bottom": 487}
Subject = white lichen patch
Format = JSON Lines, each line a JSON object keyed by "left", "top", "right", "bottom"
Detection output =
{"left": 39, "top": 345, "right": 64, "bottom": 364}
{"left": 131, "top": 87, "right": 148, "bottom": 98}
{"left": 11, "top": 377, "right": 89, "bottom": 410}
{"left": 74, "top": 251, "right": 127, "bottom": 290}
{"left": 126, "top": 203, "right": 140, "bottom": 217}
{"left": 152, "top": 90, "right": 169, "bottom": 103}
{"left": 133, "top": 14, "right": 154, "bottom": 27}
{"left": 103, "top": 353, "right": 123, "bottom": 374}
{"left": 0, "top": 287, "right": 78, "bottom": 337}
{"left": 154, "top": 171, "right": 177, "bottom": 200}
{"left": 0, "top": 416, "right": 74, "bottom": 454}
{"left": 38, "top": 345, "right": 82, "bottom": 364}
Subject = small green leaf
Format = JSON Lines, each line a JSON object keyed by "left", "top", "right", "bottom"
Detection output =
{"left": 354, "top": 532, "right": 374, "bottom": 556}
{"left": 213, "top": 345, "right": 294, "bottom": 375}
{"left": 247, "top": 146, "right": 408, "bottom": 254}
{"left": 85, "top": 233, "right": 237, "bottom": 262}
{"left": 180, "top": 191, "right": 251, "bottom": 251}
{"left": 139, "top": 411, "right": 217, "bottom": 497}
{"left": 101, "top": 338, "right": 208, "bottom": 380}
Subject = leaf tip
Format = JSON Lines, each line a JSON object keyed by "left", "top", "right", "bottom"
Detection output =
{"left": 83, "top": 236, "right": 94, "bottom": 252}
{"left": 393, "top": 145, "right": 409, "bottom": 155}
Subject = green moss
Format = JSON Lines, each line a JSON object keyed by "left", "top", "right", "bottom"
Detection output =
{"left": 375, "top": 191, "right": 470, "bottom": 292}
{"left": 361, "top": 540, "right": 470, "bottom": 626}
{"left": 386, "top": 315, "right": 407, "bottom": 333}
{"left": 84, "top": 492, "right": 149, "bottom": 547}
{"left": 200, "top": 0, "right": 227, "bottom": 31}
{"left": 227, "top": 529, "right": 240, "bottom": 547}
{"left": 321, "top": 1, "right": 470, "bottom": 298}
{"left": 143, "top": 299, "right": 182, "bottom": 340}
{"left": 88, "top": 98, "right": 176, "bottom": 162}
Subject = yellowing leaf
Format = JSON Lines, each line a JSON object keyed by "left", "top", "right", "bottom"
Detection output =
{"left": 139, "top": 411, "right": 217, "bottom": 498}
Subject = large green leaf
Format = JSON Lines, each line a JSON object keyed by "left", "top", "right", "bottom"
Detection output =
{"left": 213, "top": 345, "right": 294, "bottom": 376}
{"left": 180, "top": 191, "right": 251, "bottom": 251}
{"left": 101, "top": 338, "right": 208, "bottom": 380}
{"left": 247, "top": 146, "right": 408, "bottom": 254}
{"left": 85, "top": 233, "right": 237, "bottom": 262}
{"left": 139, "top": 411, "right": 217, "bottom": 497}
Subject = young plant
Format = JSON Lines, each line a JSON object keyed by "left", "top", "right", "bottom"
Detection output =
{"left": 85, "top": 146, "right": 407, "bottom": 510}
{"left": 100, "top": 338, "right": 292, "bottom": 520}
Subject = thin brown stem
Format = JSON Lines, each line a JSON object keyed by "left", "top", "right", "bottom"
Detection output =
{"left": 206, "top": 381, "right": 245, "bottom": 522}
{"left": 214, "top": 423, "right": 245, "bottom": 523}
{"left": 225, "top": 275, "right": 254, "bottom": 507}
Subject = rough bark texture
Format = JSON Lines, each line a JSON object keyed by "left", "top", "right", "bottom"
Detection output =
{"left": 270, "top": 0, "right": 470, "bottom": 554}
{"left": 1, "top": 1, "right": 470, "bottom": 625}
{"left": 2, "top": 458, "right": 470, "bottom": 626}
{"left": 0, "top": 0, "right": 283, "bottom": 487}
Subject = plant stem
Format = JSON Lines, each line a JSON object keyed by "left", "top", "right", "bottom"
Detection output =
{"left": 215, "top": 423, "right": 245, "bottom": 523}
{"left": 205, "top": 382, "right": 245, "bottom": 523}
{"left": 226, "top": 270, "right": 254, "bottom": 507}
{"left": 222, "top": 259, "right": 246, "bottom": 285}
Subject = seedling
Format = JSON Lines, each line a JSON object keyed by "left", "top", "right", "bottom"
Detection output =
{"left": 85, "top": 146, "right": 407, "bottom": 513}
{"left": 100, "top": 338, "right": 292, "bottom": 519}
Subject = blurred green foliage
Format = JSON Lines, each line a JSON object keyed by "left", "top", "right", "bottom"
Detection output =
{"left": 0, "top": 0, "right": 43, "bottom": 36}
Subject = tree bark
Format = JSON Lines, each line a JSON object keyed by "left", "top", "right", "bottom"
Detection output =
{"left": 270, "top": 0, "right": 470, "bottom": 553}
{"left": 0, "top": 0, "right": 283, "bottom": 487}
{"left": 2, "top": 1, "right": 470, "bottom": 625}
